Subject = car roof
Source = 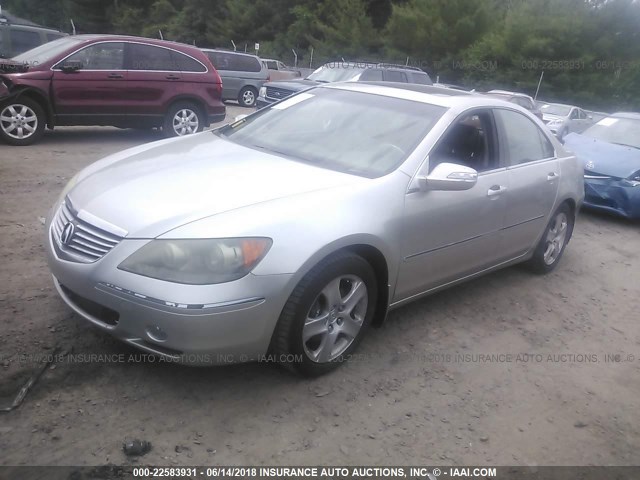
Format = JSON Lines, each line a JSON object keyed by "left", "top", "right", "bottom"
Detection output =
{"left": 325, "top": 82, "right": 518, "bottom": 111}
{"left": 201, "top": 48, "right": 261, "bottom": 59}
{"left": 487, "top": 89, "right": 534, "bottom": 99}
{"left": 66, "top": 34, "right": 202, "bottom": 51}
{"left": 611, "top": 112, "right": 640, "bottom": 120}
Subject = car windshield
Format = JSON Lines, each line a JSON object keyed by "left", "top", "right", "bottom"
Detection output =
{"left": 216, "top": 87, "right": 445, "bottom": 178}
{"left": 306, "top": 64, "right": 367, "bottom": 83}
{"left": 12, "top": 36, "right": 85, "bottom": 66}
{"left": 582, "top": 116, "right": 640, "bottom": 149}
{"left": 541, "top": 104, "right": 572, "bottom": 117}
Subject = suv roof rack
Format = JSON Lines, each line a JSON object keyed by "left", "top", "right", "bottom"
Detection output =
{"left": 376, "top": 63, "right": 424, "bottom": 72}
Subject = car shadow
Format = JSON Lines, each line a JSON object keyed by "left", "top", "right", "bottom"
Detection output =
{"left": 37, "top": 127, "right": 165, "bottom": 146}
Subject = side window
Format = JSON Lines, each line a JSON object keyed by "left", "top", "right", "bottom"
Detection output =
{"left": 229, "top": 54, "right": 262, "bottom": 72}
{"left": 569, "top": 108, "right": 579, "bottom": 120}
{"left": 578, "top": 109, "right": 587, "bottom": 120}
{"left": 46, "top": 33, "right": 64, "bottom": 43}
{"left": 10, "top": 30, "right": 41, "bottom": 55}
{"left": 430, "top": 110, "right": 497, "bottom": 172}
{"left": 265, "top": 60, "right": 277, "bottom": 70}
{"left": 170, "top": 51, "right": 206, "bottom": 72}
{"left": 128, "top": 43, "right": 176, "bottom": 71}
{"left": 207, "top": 51, "right": 231, "bottom": 70}
{"left": 62, "top": 42, "right": 125, "bottom": 70}
{"left": 495, "top": 109, "right": 554, "bottom": 166}
{"left": 383, "top": 70, "right": 407, "bottom": 83}
{"left": 411, "top": 72, "right": 432, "bottom": 85}
{"left": 359, "top": 68, "right": 383, "bottom": 81}
{"left": 278, "top": 62, "right": 286, "bottom": 70}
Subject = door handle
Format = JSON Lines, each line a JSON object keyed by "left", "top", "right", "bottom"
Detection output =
{"left": 107, "top": 73, "right": 123, "bottom": 79}
{"left": 165, "top": 74, "right": 181, "bottom": 80}
{"left": 547, "top": 172, "right": 558, "bottom": 180}
{"left": 487, "top": 185, "right": 507, "bottom": 197}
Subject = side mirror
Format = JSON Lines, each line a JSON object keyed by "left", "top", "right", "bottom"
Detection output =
{"left": 60, "top": 60, "right": 83, "bottom": 72}
{"left": 421, "top": 162, "right": 478, "bottom": 191}
{"left": 588, "top": 115, "right": 593, "bottom": 120}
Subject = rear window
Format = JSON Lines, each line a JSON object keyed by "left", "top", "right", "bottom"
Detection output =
{"left": 171, "top": 51, "right": 206, "bottom": 72}
{"left": 207, "top": 51, "right": 262, "bottom": 72}
{"left": 10, "top": 29, "right": 41, "bottom": 55}
{"left": 411, "top": 72, "right": 432, "bottom": 85}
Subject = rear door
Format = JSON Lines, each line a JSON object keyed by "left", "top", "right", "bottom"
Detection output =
{"left": 51, "top": 41, "right": 128, "bottom": 119}
{"left": 493, "top": 108, "right": 559, "bottom": 258}
{"left": 125, "top": 42, "right": 183, "bottom": 118}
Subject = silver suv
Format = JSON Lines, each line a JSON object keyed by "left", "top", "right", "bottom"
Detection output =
{"left": 201, "top": 49, "right": 269, "bottom": 107}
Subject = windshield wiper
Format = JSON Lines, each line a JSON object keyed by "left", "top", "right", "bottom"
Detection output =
{"left": 612, "top": 142, "right": 640, "bottom": 150}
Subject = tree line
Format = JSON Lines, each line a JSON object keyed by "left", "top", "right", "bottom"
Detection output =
{"left": 5, "top": 0, "right": 640, "bottom": 111}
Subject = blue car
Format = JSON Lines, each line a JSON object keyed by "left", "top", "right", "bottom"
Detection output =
{"left": 563, "top": 112, "right": 640, "bottom": 219}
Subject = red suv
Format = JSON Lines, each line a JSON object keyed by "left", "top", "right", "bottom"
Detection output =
{"left": 0, "top": 35, "right": 225, "bottom": 146}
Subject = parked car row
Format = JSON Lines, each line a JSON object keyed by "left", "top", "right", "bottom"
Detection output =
{"left": 0, "top": 35, "right": 227, "bottom": 145}
{"left": 256, "top": 62, "right": 433, "bottom": 108}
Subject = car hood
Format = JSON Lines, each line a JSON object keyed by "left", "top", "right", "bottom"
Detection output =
{"left": 264, "top": 79, "right": 320, "bottom": 91}
{"left": 66, "top": 133, "right": 362, "bottom": 238}
{"left": 563, "top": 132, "right": 640, "bottom": 178}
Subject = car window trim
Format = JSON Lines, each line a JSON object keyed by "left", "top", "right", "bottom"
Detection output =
{"left": 493, "top": 107, "right": 558, "bottom": 167}
{"left": 51, "top": 40, "right": 208, "bottom": 74}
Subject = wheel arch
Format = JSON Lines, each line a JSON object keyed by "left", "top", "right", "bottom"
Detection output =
{"left": 165, "top": 95, "right": 209, "bottom": 126}
{"left": 280, "top": 240, "right": 393, "bottom": 329}
{"left": 6, "top": 87, "right": 54, "bottom": 128}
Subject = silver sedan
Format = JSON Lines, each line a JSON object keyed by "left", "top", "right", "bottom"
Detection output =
{"left": 45, "top": 83, "right": 584, "bottom": 376}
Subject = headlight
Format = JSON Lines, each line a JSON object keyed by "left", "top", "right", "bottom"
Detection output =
{"left": 259, "top": 86, "right": 267, "bottom": 98}
{"left": 118, "top": 238, "right": 272, "bottom": 284}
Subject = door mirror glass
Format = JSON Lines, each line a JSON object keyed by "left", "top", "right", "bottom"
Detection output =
{"left": 423, "top": 162, "right": 478, "bottom": 191}
{"left": 61, "top": 60, "right": 83, "bottom": 72}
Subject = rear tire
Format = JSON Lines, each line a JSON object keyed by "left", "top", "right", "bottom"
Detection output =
{"left": 270, "top": 252, "right": 377, "bottom": 377}
{"left": 238, "top": 87, "right": 257, "bottom": 107}
{"left": 526, "top": 204, "right": 574, "bottom": 274}
{"left": 163, "top": 102, "right": 204, "bottom": 138}
{"left": 0, "top": 98, "right": 45, "bottom": 146}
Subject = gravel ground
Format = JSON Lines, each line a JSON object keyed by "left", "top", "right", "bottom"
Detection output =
{"left": 0, "top": 104, "right": 639, "bottom": 467}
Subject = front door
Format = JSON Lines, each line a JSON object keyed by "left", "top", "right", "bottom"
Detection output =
{"left": 394, "top": 109, "right": 509, "bottom": 302}
{"left": 51, "top": 42, "right": 128, "bottom": 119}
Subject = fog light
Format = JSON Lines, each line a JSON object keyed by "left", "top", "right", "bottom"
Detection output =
{"left": 146, "top": 325, "right": 168, "bottom": 342}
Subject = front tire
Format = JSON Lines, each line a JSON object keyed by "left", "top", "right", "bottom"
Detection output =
{"left": 238, "top": 87, "right": 257, "bottom": 107}
{"left": 271, "top": 252, "right": 377, "bottom": 377}
{"left": 527, "top": 204, "right": 574, "bottom": 274}
{"left": 163, "top": 102, "right": 204, "bottom": 138}
{"left": 0, "top": 98, "right": 45, "bottom": 146}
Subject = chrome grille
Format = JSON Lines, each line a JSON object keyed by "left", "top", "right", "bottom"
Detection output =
{"left": 52, "top": 201, "right": 123, "bottom": 263}
{"left": 265, "top": 86, "right": 293, "bottom": 100}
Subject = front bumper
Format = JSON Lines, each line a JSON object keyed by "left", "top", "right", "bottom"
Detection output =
{"left": 583, "top": 176, "right": 640, "bottom": 219}
{"left": 45, "top": 216, "right": 294, "bottom": 365}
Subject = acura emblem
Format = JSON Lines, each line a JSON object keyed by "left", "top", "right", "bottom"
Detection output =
{"left": 60, "top": 222, "right": 75, "bottom": 245}
{"left": 586, "top": 161, "right": 595, "bottom": 170}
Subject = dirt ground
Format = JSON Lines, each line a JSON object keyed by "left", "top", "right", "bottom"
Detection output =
{"left": 0, "top": 104, "right": 639, "bottom": 468}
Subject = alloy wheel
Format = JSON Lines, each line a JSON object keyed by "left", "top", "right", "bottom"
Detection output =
{"left": 0, "top": 104, "right": 38, "bottom": 140}
{"left": 172, "top": 108, "right": 199, "bottom": 136}
{"left": 302, "top": 274, "right": 368, "bottom": 363}
{"left": 543, "top": 211, "right": 568, "bottom": 265}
